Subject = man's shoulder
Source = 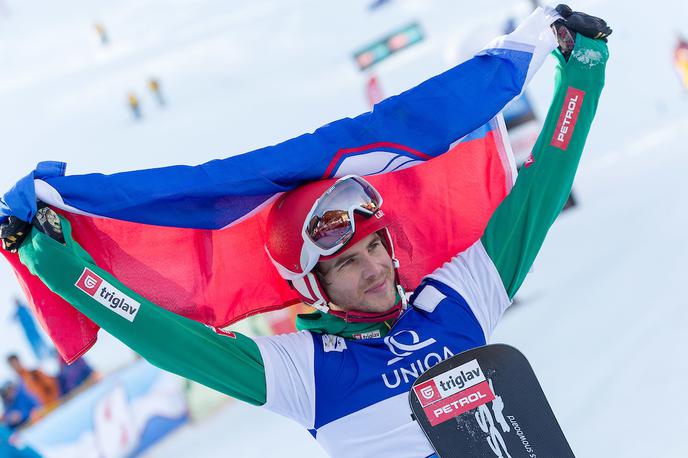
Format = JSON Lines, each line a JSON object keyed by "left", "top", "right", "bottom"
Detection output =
{"left": 410, "top": 279, "right": 472, "bottom": 313}
{"left": 256, "top": 329, "right": 314, "bottom": 347}
{"left": 410, "top": 281, "right": 452, "bottom": 313}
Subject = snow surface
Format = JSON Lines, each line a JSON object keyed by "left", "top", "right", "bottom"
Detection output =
{"left": 2, "top": 0, "right": 688, "bottom": 456}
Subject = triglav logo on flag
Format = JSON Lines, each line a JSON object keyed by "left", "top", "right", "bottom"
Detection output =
{"left": 75, "top": 268, "right": 141, "bottom": 322}
{"left": 412, "top": 359, "right": 495, "bottom": 426}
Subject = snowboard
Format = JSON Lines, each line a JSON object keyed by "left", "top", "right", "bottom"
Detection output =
{"left": 408, "top": 344, "right": 574, "bottom": 457}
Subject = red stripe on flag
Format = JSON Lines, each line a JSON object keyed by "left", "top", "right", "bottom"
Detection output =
{"left": 323, "top": 142, "right": 432, "bottom": 179}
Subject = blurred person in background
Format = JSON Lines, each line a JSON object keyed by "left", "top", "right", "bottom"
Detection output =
{"left": 148, "top": 78, "right": 166, "bottom": 107}
{"left": 675, "top": 35, "right": 688, "bottom": 91}
{"left": 12, "top": 299, "right": 54, "bottom": 361}
{"left": 94, "top": 22, "right": 109, "bottom": 46}
{"left": 127, "top": 92, "right": 142, "bottom": 120}
{"left": 5, "top": 356, "right": 58, "bottom": 408}
{"left": 56, "top": 356, "right": 98, "bottom": 398}
{"left": 0, "top": 382, "right": 39, "bottom": 430}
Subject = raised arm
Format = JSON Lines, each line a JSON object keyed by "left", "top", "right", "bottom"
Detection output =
{"left": 425, "top": 34, "right": 608, "bottom": 339}
{"left": 481, "top": 34, "right": 609, "bottom": 299}
{"left": 18, "top": 216, "right": 268, "bottom": 406}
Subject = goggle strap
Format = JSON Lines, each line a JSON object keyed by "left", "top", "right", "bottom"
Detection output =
{"left": 291, "top": 274, "right": 329, "bottom": 312}
{"left": 291, "top": 276, "right": 316, "bottom": 303}
{"left": 397, "top": 284, "right": 408, "bottom": 307}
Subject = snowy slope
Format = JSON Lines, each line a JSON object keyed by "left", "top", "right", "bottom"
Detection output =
{"left": 2, "top": 0, "right": 688, "bottom": 456}
{"left": 143, "top": 399, "right": 328, "bottom": 458}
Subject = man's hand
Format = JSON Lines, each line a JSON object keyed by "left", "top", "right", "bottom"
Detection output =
{"left": 552, "top": 4, "right": 612, "bottom": 61}
{"left": 1, "top": 216, "right": 31, "bottom": 253}
{"left": 32, "top": 204, "right": 65, "bottom": 245}
{"left": 1, "top": 203, "right": 65, "bottom": 253}
{"left": 556, "top": 5, "right": 612, "bottom": 41}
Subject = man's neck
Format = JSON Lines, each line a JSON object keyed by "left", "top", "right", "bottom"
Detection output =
{"left": 295, "top": 291, "right": 404, "bottom": 339}
{"left": 295, "top": 309, "right": 395, "bottom": 339}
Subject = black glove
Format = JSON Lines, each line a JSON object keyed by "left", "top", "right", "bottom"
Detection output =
{"left": 0, "top": 203, "right": 65, "bottom": 253}
{"left": 0, "top": 216, "right": 31, "bottom": 253}
{"left": 556, "top": 5, "right": 612, "bottom": 41}
{"left": 32, "top": 204, "right": 65, "bottom": 245}
{"left": 552, "top": 4, "right": 612, "bottom": 61}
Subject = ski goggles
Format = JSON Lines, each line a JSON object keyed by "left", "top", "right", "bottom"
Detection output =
{"left": 303, "top": 175, "right": 383, "bottom": 256}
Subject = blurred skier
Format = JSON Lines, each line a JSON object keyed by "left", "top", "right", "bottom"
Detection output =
{"left": 94, "top": 22, "right": 109, "bottom": 45}
{"left": 127, "top": 92, "right": 141, "bottom": 120}
{"left": 674, "top": 35, "right": 688, "bottom": 91}
{"left": 366, "top": 74, "right": 384, "bottom": 108}
{"left": 12, "top": 299, "right": 54, "bottom": 361}
{"left": 3, "top": 5, "right": 611, "bottom": 457}
{"left": 148, "top": 78, "right": 166, "bottom": 107}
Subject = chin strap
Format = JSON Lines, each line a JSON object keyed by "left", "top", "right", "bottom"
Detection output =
{"left": 327, "top": 283, "right": 408, "bottom": 323}
{"left": 327, "top": 302, "right": 403, "bottom": 323}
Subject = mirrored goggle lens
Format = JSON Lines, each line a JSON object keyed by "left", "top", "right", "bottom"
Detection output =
{"left": 307, "top": 210, "right": 354, "bottom": 250}
{"left": 306, "top": 178, "right": 381, "bottom": 250}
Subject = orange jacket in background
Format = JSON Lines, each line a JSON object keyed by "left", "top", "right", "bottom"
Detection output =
{"left": 17, "top": 368, "right": 60, "bottom": 406}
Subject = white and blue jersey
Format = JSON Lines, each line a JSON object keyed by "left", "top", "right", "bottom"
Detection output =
{"left": 256, "top": 241, "right": 510, "bottom": 458}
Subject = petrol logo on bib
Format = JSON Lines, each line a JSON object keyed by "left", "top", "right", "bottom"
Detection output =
{"left": 75, "top": 268, "right": 141, "bottom": 322}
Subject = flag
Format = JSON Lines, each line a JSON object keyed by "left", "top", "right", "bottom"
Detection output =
{"left": 0, "top": 8, "right": 558, "bottom": 362}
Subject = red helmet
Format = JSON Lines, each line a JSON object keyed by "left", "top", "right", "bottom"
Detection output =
{"left": 265, "top": 175, "right": 404, "bottom": 321}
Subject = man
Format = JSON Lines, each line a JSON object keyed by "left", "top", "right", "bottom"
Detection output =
{"left": 0, "top": 381, "right": 40, "bottom": 430}
{"left": 56, "top": 356, "right": 97, "bottom": 397}
{"left": 4, "top": 6, "right": 610, "bottom": 458}
{"left": 6, "top": 355, "right": 59, "bottom": 408}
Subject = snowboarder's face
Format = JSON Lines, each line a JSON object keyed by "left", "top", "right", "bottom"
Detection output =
{"left": 317, "top": 232, "right": 396, "bottom": 314}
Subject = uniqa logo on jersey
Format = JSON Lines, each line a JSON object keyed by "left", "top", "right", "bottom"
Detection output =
{"left": 381, "top": 330, "right": 453, "bottom": 389}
